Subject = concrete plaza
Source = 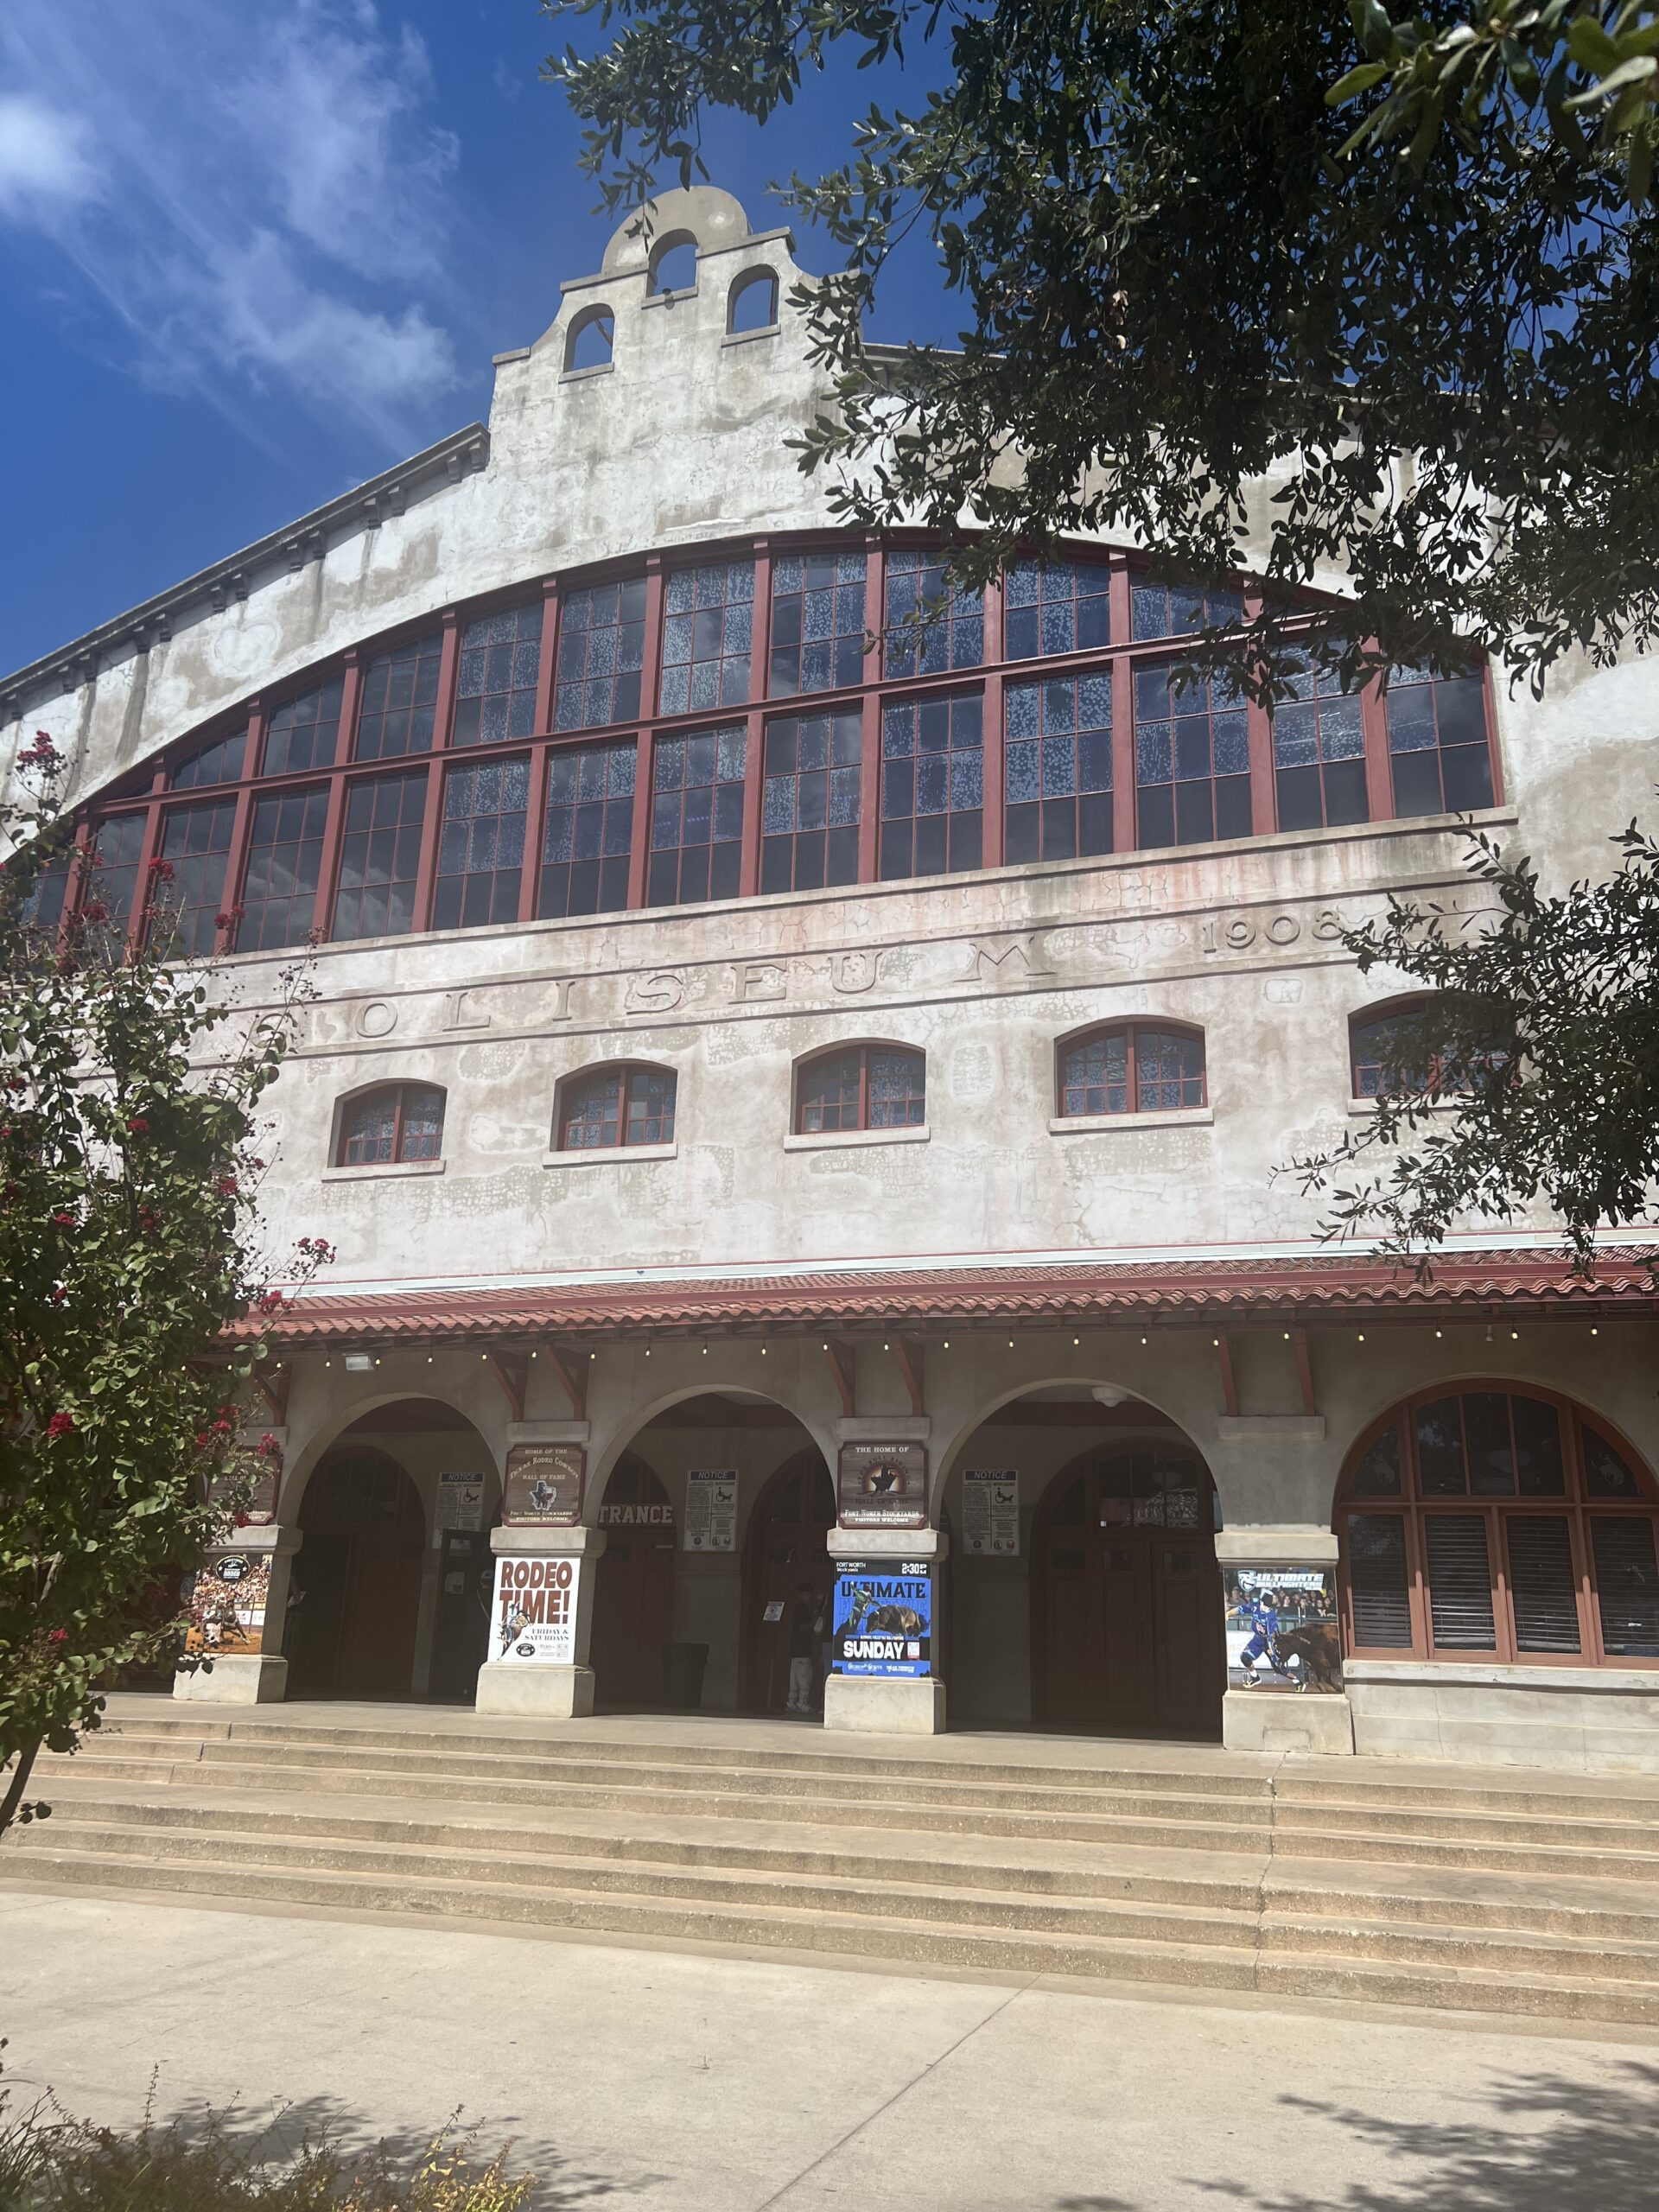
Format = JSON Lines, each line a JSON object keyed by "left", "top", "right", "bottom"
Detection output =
{"left": 2, "top": 1885, "right": 1654, "bottom": 2211}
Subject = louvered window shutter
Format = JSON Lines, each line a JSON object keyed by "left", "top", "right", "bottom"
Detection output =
{"left": 1505, "top": 1516, "right": 1581, "bottom": 1654}
{"left": 1345, "top": 1514, "right": 1413, "bottom": 1648}
{"left": 1592, "top": 1519, "right": 1659, "bottom": 1656}
{"left": 1425, "top": 1515, "right": 1497, "bottom": 1649}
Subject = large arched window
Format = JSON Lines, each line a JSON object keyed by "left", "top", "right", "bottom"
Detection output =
{"left": 1057, "top": 1023, "right": 1205, "bottom": 1117}
{"left": 336, "top": 1083, "right": 445, "bottom": 1166}
{"left": 795, "top": 1044, "right": 925, "bottom": 1134}
{"left": 557, "top": 1063, "right": 677, "bottom": 1150}
{"left": 1337, "top": 1385, "right": 1659, "bottom": 1666}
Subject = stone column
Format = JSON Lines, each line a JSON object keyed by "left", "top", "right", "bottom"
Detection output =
{"left": 172, "top": 1522, "right": 300, "bottom": 1706}
{"left": 823, "top": 1526, "right": 949, "bottom": 1736}
{"left": 475, "top": 1523, "right": 607, "bottom": 1718}
{"left": 1215, "top": 1524, "right": 1355, "bottom": 1755}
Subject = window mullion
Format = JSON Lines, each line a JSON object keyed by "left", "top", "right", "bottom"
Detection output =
{"left": 518, "top": 741, "right": 551, "bottom": 925}
{"left": 311, "top": 651, "right": 361, "bottom": 941}
{"left": 1109, "top": 648, "right": 1135, "bottom": 855}
{"left": 751, "top": 543, "right": 773, "bottom": 702}
{"left": 410, "top": 757, "right": 446, "bottom": 935}
{"left": 1359, "top": 639, "right": 1394, "bottom": 821}
{"left": 981, "top": 670, "right": 1006, "bottom": 868}
{"left": 738, "top": 709, "right": 764, "bottom": 896}
{"left": 533, "top": 577, "right": 561, "bottom": 735}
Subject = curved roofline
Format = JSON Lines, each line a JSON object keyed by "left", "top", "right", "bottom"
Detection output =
{"left": 0, "top": 423, "right": 488, "bottom": 721}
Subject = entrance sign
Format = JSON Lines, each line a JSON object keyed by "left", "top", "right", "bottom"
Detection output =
{"left": 491, "top": 1554, "right": 580, "bottom": 1663}
{"left": 831, "top": 1560, "right": 933, "bottom": 1677}
{"left": 502, "top": 1443, "right": 583, "bottom": 1527}
{"left": 1223, "top": 1567, "right": 1344, "bottom": 1694}
{"left": 837, "top": 1440, "right": 928, "bottom": 1529}
{"left": 962, "top": 1467, "right": 1020, "bottom": 1556}
{"left": 183, "top": 1554, "right": 270, "bottom": 1656}
{"left": 683, "top": 1468, "right": 738, "bottom": 1551}
{"left": 435, "top": 1471, "right": 487, "bottom": 1535}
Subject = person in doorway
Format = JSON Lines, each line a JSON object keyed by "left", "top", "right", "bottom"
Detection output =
{"left": 786, "top": 1581, "right": 821, "bottom": 1715}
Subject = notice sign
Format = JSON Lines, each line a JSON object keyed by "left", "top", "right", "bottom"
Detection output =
{"left": 962, "top": 1467, "right": 1020, "bottom": 1556}
{"left": 436, "top": 1471, "right": 487, "bottom": 1534}
{"left": 832, "top": 1560, "right": 932, "bottom": 1678}
{"left": 502, "top": 1443, "right": 583, "bottom": 1527}
{"left": 183, "top": 1554, "right": 270, "bottom": 1656}
{"left": 836, "top": 1440, "right": 928, "bottom": 1529}
{"left": 1223, "top": 1567, "right": 1344, "bottom": 1694}
{"left": 683, "top": 1468, "right": 738, "bottom": 1552}
{"left": 492, "top": 1554, "right": 580, "bottom": 1664}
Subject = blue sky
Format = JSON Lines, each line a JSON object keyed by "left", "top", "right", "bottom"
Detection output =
{"left": 0, "top": 0, "right": 957, "bottom": 676}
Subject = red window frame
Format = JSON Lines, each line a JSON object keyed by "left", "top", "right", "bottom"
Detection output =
{"left": 1056, "top": 1022, "right": 1207, "bottom": 1116}
{"left": 794, "top": 1044, "right": 926, "bottom": 1134}
{"left": 1336, "top": 1383, "right": 1659, "bottom": 1669}
{"left": 336, "top": 1083, "right": 446, "bottom": 1166}
{"left": 556, "top": 1064, "right": 677, "bottom": 1151}
{"left": 56, "top": 539, "right": 1503, "bottom": 962}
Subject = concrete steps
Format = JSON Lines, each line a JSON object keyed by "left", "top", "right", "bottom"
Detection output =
{"left": 10, "top": 1711, "right": 1659, "bottom": 2024}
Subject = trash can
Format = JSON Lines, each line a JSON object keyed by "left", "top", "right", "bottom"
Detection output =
{"left": 663, "top": 1641, "right": 709, "bottom": 1712}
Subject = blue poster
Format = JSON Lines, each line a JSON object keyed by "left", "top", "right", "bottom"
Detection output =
{"left": 831, "top": 1560, "right": 932, "bottom": 1678}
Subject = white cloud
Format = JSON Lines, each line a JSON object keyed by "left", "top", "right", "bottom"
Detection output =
{"left": 0, "top": 1, "right": 462, "bottom": 448}
{"left": 0, "top": 93, "right": 98, "bottom": 214}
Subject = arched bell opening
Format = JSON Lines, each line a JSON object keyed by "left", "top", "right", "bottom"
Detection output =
{"left": 943, "top": 1383, "right": 1223, "bottom": 1738}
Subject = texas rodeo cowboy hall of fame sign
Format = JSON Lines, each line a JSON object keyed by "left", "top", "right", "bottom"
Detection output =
{"left": 836, "top": 1440, "right": 928, "bottom": 1529}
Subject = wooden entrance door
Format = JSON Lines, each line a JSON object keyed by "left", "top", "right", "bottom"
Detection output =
{"left": 591, "top": 1457, "right": 677, "bottom": 1709}
{"left": 292, "top": 1451, "right": 426, "bottom": 1699}
{"left": 1033, "top": 1449, "right": 1223, "bottom": 1737}
{"left": 741, "top": 1451, "right": 836, "bottom": 1713}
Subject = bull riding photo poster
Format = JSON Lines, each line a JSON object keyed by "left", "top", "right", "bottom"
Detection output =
{"left": 1223, "top": 1567, "right": 1344, "bottom": 1694}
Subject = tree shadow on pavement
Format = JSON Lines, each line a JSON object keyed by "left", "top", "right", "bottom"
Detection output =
{"left": 1188, "top": 2060, "right": 1659, "bottom": 2212}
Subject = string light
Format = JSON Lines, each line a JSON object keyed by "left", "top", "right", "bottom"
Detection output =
{"left": 1591, "top": 1325, "right": 1599, "bottom": 1337}
{"left": 1357, "top": 1332, "right": 1365, "bottom": 1343}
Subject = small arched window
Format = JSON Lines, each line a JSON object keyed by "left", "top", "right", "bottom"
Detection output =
{"left": 338, "top": 1083, "right": 445, "bottom": 1166}
{"left": 796, "top": 1045, "right": 925, "bottom": 1135}
{"left": 1338, "top": 1385, "right": 1659, "bottom": 1666}
{"left": 558, "top": 1064, "right": 677, "bottom": 1150}
{"left": 1350, "top": 996, "right": 1509, "bottom": 1100}
{"left": 728, "top": 268, "right": 778, "bottom": 334}
{"left": 564, "top": 306, "right": 614, "bottom": 373}
{"left": 1057, "top": 1024, "right": 1205, "bottom": 1117}
{"left": 648, "top": 233, "right": 698, "bottom": 296}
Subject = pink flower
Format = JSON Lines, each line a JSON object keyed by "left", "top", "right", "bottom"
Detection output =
{"left": 126, "top": 1116, "right": 149, "bottom": 1135}
{"left": 217, "top": 1175, "right": 238, "bottom": 1196}
{"left": 233, "top": 1510, "right": 251, "bottom": 1529}
{"left": 46, "top": 1412, "right": 75, "bottom": 1440}
{"left": 52, "top": 1211, "right": 74, "bottom": 1226}
{"left": 48, "top": 1628, "right": 67, "bottom": 1645}
{"left": 146, "top": 857, "right": 174, "bottom": 881}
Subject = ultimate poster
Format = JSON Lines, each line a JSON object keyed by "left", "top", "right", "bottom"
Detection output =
{"left": 1223, "top": 1567, "right": 1344, "bottom": 1693}
{"left": 830, "top": 1560, "right": 932, "bottom": 1678}
{"left": 836, "top": 1440, "right": 928, "bottom": 1529}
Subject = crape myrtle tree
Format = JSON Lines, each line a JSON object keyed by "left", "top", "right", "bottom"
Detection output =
{"left": 1287, "top": 823, "right": 1659, "bottom": 1273}
{"left": 0, "top": 737, "right": 329, "bottom": 1837}
{"left": 543, "top": 0, "right": 1659, "bottom": 696}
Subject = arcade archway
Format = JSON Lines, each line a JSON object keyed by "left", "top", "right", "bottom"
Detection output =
{"left": 944, "top": 1383, "right": 1223, "bottom": 1738}
{"left": 591, "top": 1456, "right": 677, "bottom": 1709}
{"left": 1031, "top": 1445, "right": 1223, "bottom": 1736}
{"left": 291, "top": 1448, "right": 426, "bottom": 1698}
{"left": 741, "top": 1449, "right": 836, "bottom": 1713}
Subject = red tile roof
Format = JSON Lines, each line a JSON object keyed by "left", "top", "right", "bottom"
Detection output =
{"left": 238, "top": 1247, "right": 1659, "bottom": 1346}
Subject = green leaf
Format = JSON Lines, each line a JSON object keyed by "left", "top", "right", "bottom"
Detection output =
{"left": 1327, "top": 59, "right": 1393, "bottom": 105}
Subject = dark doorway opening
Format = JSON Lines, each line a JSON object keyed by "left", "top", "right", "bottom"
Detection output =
{"left": 290, "top": 1449, "right": 426, "bottom": 1698}
{"left": 741, "top": 1449, "right": 836, "bottom": 1713}
{"left": 591, "top": 1456, "right": 677, "bottom": 1709}
{"left": 1032, "top": 1446, "right": 1224, "bottom": 1738}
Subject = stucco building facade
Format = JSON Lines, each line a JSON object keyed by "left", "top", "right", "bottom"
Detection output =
{"left": 9, "top": 187, "right": 1658, "bottom": 1771}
